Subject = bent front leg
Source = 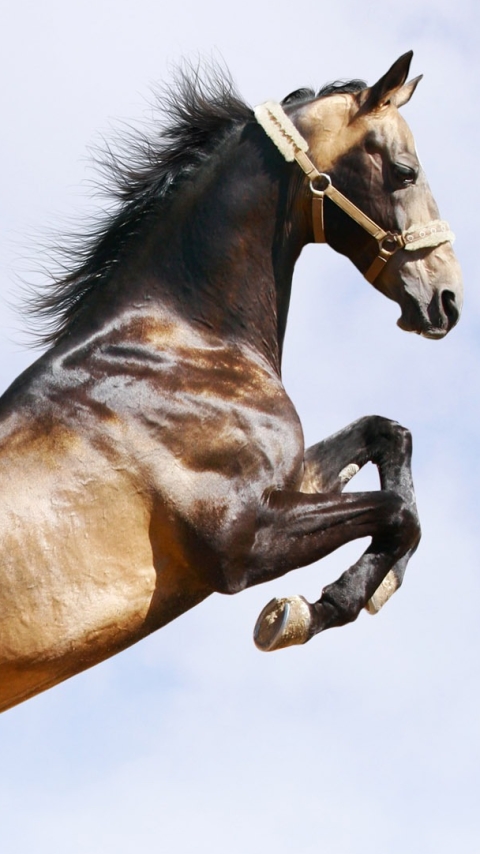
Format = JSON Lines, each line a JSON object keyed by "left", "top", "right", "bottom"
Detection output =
{"left": 301, "top": 415, "right": 420, "bottom": 613}
{"left": 242, "top": 487, "right": 420, "bottom": 650}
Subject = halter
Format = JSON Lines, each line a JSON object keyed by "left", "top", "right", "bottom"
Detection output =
{"left": 254, "top": 101, "right": 454, "bottom": 284}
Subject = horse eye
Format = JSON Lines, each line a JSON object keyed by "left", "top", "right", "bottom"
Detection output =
{"left": 392, "top": 161, "right": 417, "bottom": 185}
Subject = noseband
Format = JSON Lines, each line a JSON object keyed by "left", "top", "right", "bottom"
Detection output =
{"left": 254, "top": 101, "right": 454, "bottom": 284}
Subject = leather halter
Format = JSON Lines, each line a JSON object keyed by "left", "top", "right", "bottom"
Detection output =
{"left": 254, "top": 101, "right": 454, "bottom": 284}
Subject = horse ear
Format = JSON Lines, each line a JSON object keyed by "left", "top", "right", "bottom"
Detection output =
{"left": 393, "top": 74, "right": 423, "bottom": 107}
{"left": 357, "top": 51, "right": 414, "bottom": 111}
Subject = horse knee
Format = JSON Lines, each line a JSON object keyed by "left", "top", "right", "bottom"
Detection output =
{"left": 367, "top": 415, "right": 413, "bottom": 459}
{"left": 208, "top": 568, "right": 247, "bottom": 595}
{"left": 387, "top": 420, "right": 412, "bottom": 457}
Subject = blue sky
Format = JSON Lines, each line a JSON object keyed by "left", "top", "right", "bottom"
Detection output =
{"left": 1, "top": 1, "right": 479, "bottom": 852}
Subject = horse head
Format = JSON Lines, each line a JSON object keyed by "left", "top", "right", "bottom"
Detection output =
{"left": 279, "top": 51, "right": 462, "bottom": 339}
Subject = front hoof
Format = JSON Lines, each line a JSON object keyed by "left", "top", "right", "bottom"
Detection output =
{"left": 254, "top": 595, "right": 313, "bottom": 651}
{"left": 365, "top": 570, "right": 399, "bottom": 614}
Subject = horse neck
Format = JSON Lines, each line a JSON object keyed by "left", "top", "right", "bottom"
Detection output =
{"left": 127, "top": 132, "right": 305, "bottom": 372}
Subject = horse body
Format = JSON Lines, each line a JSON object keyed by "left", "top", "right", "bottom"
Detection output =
{"left": 0, "top": 305, "right": 303, "bottom": 711}
{"left": 0, "top": 52, "right": 463, "bottom": 711}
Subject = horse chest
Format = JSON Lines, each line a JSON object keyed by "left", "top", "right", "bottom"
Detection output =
{"left": 81, "top": 340, "right": 305, "bottom": 495}
{"left": 138, "top": 363, "right": 303, "bottom": 490}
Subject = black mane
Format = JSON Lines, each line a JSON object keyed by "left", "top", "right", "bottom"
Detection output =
{"left": 26, "top": 67, "right": 366, "bottom": 347}
{"left": 317, "top": 79, "right": 367, "bottom": 97}
{"left": 26, "top": 64, "right": 253, "bottom": 346}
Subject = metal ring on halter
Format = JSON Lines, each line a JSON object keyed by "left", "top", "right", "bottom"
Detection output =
{"left": 379, "top": 232, "right": 404, "bottom": 255}
{"left": 309, "top": 174, "right": 332, "bottom": 196}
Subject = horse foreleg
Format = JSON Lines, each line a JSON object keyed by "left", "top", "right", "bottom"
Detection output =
{"left": 301, "top": 415, "right": 419, "bottom": 613}
{"left": 249, "top": 416, "right": 420, "bottom": 651}
{"left": 245, "top": 485, "right": 420, "bottom": 650}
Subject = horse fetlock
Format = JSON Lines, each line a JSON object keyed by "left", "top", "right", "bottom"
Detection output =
{"left": 253, "top": 595, "right": 314, "bottom": 651}
{"left": 398, "top": 503, "right": 421, "bottom": 550}
{"left": 318, "top": 586, "right": 361, "bottom": 627}
{"left": 383, "top": 493, "right": 419, "bottom": 546}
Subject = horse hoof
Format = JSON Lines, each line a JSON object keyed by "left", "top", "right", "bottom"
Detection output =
{"left": 254, "top": 595, "right": 313, "bottom": 651}
{"left": 365, "top": 570, "right": 399, "bottom": 614}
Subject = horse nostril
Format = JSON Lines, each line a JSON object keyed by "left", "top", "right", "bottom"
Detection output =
{"left": 441, "top": 290, "right": 460, "bottom": 329}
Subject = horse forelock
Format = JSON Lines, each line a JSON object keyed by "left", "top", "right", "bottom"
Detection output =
{"left": 281, "top": 80, "right": 367, "bottom": 107}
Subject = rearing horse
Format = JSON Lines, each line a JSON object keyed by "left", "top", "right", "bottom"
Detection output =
{"left": 0, "top": 52, "right": 462, "bottom": 712}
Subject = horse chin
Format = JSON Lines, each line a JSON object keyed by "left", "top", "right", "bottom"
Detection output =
{"left": 420, "top": 327, "right": 449, "bottom": 341}
{"left": 396, "top": 315, "right": 449, "bottom": 340}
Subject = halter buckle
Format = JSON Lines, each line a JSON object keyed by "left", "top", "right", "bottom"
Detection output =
{"left": 309, "top": 175, "right": 332, "bottom": 242}
{"left": 364, "top": 233, "right": 404, "bottom": 283}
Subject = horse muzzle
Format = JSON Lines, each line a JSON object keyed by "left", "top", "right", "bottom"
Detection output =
{"left": 391, "top": 240, "right": 463, "bottom": 339}
{"left": 397, "top": 284, "right": 462, "bottom": 339}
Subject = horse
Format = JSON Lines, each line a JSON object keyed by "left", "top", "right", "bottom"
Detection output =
{"left": 0, "top": 51, "right": 462, "bottom": 713}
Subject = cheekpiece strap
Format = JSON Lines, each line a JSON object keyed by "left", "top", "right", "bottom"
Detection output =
{"left": 254, "top": 100, "right": 454, "bottom": 283}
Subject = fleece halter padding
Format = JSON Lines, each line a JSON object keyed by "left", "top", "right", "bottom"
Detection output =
{"left": 255, "top": 100, "right": 454, "bottom": 283}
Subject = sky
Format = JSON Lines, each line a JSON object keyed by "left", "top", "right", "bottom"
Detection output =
{"left": 1, "top": 1, "right": 479, "bottom": 852}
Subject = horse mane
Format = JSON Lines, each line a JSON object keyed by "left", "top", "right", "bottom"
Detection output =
{"left": 25, "top": 63, "right": 253, "bottom": 346}
{"left": 25, "top": 67, "right": 366, "bottom": 348}
{"left": 282, "top": 79, "right": 366, "bottom": 105}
